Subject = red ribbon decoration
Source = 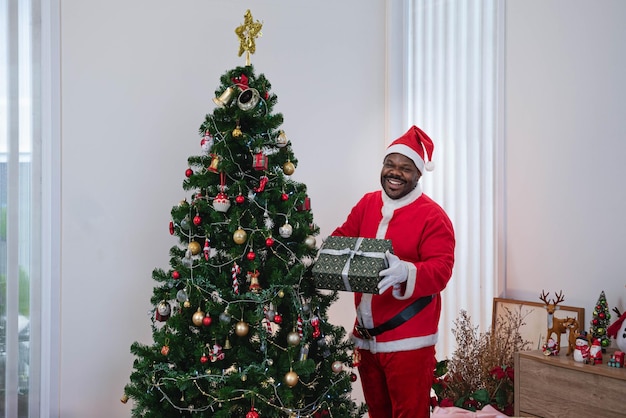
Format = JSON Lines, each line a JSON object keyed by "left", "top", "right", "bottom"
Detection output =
{"left": 231, "top": 73, "right": 249, "bottom": 90}
{"left": 220, "top": 172, "right": 227, "bottom": 192}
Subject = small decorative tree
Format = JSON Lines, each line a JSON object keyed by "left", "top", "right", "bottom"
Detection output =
{"left": 590, "top": 290, "right": 611, "bottom": 353}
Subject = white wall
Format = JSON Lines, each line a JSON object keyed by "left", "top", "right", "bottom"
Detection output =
{"left": 58, "top": 0, "right": 626, "bottom": 415}
{"left": 505, "top": 1, "right": 626, "bottom": 325}
{"left": 60, "top": 1, "right": 385, "bottom": 416}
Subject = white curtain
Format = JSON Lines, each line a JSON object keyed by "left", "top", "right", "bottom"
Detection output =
{"left": 1, "top": 0, "right": 60, "bottom": 416}
{"left": 386, "top": 0, "right": 505, "bottom": 358}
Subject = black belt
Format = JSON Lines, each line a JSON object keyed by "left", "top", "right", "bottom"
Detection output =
{"left": 355, "top": 295, "right": 434, "bottom": 340}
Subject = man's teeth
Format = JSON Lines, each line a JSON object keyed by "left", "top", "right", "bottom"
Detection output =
{"left": 388, "top": 178, "right": 403, "bottom": 185}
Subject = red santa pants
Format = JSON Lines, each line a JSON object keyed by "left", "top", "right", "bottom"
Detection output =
{"left": 357, "top": 345, "right": 435, "bottom": 418}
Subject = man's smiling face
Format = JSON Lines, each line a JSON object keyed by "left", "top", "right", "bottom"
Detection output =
{"left": 380, "top": 153, "right": 421, "bottom": 200}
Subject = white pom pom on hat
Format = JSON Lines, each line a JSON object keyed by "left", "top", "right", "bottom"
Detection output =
{"left": 385, "top": 125, "right": 435, "bottom": 173}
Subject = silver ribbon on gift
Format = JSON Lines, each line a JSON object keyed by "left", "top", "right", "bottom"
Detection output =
{"left": 318, "top": 237, "right": 387, "bottom": 292}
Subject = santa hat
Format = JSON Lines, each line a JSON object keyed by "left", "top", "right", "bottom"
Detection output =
{"left": 385, "top": 125, "right": 435, "bottom": 174}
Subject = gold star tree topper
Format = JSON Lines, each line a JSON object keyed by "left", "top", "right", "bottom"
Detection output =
{"left": 235, "top": 10, "right": 263, "bottom": 66}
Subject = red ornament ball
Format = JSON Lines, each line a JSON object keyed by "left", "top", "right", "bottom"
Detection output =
{"left": 593, "top": 319, "right": 599, "bottom": 326}
{"left": 246, "top": 251, "right": 256, "bottom": 261}
{"left": 265, "top": 237, "right": 275, "bottom": 247}
{"left": 185, "top": 168, "right": 193, "bottom": 177}
{"left": 350, "top": 372, "right": 358, "bottom": 382}
{"left": 200, "top": 355, "right": 209, "bottom": 364}
{"left": 169, "top": 221, "right": 174, "bottom": 235}
{"left": 599, "top": 312, "right": 606, "bottom": 319}
{"left": 202, "top": 316, "right": 212, "bottom": 327}
{"left": 193, "top": 215, "right": 202, "bottom": 226}
{"left": 281, "top": 193, "right": 289, "bottom": 201}
{"left": 171, "top": 271, "right": 180, "bottom": 280}
{"left": 235, "top": 194, "right": 246, "bottom": 204}
{"left": 273, "top": 314, "right": 283, "bottom": 324}
{"left": 246, "top": 409, "right": 259, "bottom": 418}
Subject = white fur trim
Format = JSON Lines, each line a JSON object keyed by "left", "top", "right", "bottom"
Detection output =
{"left": 376, "top": 204, "right": 393, "bottom": 239}
{"left": 386, "top": 144, "right": 425, "bottom": 173}
{"left": 351, "top": 332, "right": 438, "bottom": 354}
{"left": 381, "top": 182, "right": 422, "bottom": 211}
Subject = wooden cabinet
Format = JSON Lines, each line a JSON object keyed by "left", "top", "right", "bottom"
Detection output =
{"left": 514, "top": 349, "right": 626, "bottom": 417}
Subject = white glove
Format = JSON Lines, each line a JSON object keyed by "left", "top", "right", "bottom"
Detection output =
{"left": 377, "top": 251, "right": 409, "bottom": 295}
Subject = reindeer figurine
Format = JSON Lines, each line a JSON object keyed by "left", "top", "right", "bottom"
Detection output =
{"left": 565, "top": 317, "right": 580, "bottom": 356}
{"left": 539, "top": 290, "right": 571, "bottom": 351}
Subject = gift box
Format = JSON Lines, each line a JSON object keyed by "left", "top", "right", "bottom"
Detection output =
{"left": 253, "top": 153, "right": 269, "bottom": 171}
{"left": 296, "top": 196, "right": 311, "bottom": 211}
{"left": 312, "top": 236, "right": 392, "bottom": 294}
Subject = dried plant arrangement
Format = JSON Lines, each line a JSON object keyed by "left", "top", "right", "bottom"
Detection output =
{"left": 432, "top": 306, "right": 533, "bottom": 415}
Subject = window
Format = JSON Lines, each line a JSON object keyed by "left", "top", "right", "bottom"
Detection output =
{"left": 387, "top": 0, "right": 505, "bottom": 357}
{"left": 1, "top": 0, "right": 59, "bottom": 416}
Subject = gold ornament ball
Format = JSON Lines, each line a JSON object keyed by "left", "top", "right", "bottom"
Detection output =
{"left": 278, "top": 289, "right": 285, "bottom": 298}
{"left": 283, "top": 161, "right": 295, "bottom": 175}
{"left": 233, "top": 228, "right": 247, "bottom": 244}
{"left": 304, "top": 235, "right": 316, "bottom": 249}
{"left": 331, "top": 361, "right": 343, "bottom": 374}
{"left": 188, "top": 241, "right": 202, "bottom": 255}
{"left": 192, "top": 309, "right": 205, "bottom": 326}
{"left": 287, "top": 331, "right": 301, "bottom": 346}
{"left": 235, "top": 321, "right": 250, "bottom": 336}
{"left": 183, "top": 300, "right": 191, "bottom": 308}
{"left": 284, "top": 370, "right": 299, "bottom": 387}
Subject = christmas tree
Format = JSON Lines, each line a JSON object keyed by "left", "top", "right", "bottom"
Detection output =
{"left": 122, "top": 10, "right": 364, "bottom": 418}
{"left": 589, "top": 290, "right": 611, "bottom": 353}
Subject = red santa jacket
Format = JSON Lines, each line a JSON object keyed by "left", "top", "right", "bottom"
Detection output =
{"left": 332, "top": 184, "right": 455, "bottom": 353}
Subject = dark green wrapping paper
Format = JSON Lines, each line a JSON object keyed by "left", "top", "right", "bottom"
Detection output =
{"left": 312, "top": 236, "right": 392, "bottom": 294}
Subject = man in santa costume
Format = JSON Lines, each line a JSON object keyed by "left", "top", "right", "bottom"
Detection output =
{"left": 332, "top": 126, "right": 455, "bottom": 418}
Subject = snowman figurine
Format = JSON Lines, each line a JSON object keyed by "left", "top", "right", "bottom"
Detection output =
{"left": 573, "top": 331, "right": 590, "bottom": 363}
{"left": 607, "top": 308, "right": 626, "bottom": 353}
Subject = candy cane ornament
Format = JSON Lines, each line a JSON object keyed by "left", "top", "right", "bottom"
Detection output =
{"left": 231, "top": 263, "right": 241, "bottom": 295}
{"left": 297, "top": 315, "right": 304, "bottom": 338}
{"left": 203, "top": 238, "right": 210, "bottom": 260}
